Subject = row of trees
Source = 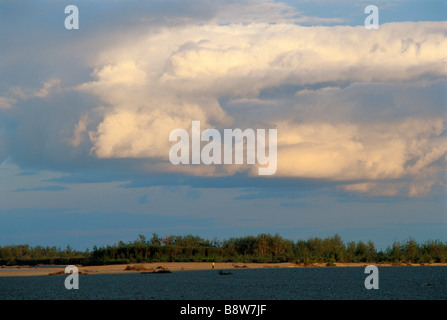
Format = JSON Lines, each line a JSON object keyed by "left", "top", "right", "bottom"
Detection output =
{"left": 1, "top": 234, "right": 446, "bottom": 266}
{"left": 0, "top": 244, "right": 87, "bottom": 266}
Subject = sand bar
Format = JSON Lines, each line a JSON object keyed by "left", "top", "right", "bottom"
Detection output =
{"left": 1, "top": 262, "right": 446, "bottom": 277}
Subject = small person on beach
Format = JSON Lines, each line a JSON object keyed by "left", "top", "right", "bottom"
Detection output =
{"left": 212, "top": 262, "right": 215, "bottom": 269}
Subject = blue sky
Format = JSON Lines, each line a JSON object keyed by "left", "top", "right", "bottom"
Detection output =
{"left": 0, "top": 0, "right": 446, "bottom": 251}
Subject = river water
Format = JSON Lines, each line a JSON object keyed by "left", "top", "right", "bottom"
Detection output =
{"left": 0, "top": 267, "right": 445, "bottom": 300}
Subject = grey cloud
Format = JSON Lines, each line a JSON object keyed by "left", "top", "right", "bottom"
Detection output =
{"left": 14, "top": 185, "right": 69, "bottom": 192}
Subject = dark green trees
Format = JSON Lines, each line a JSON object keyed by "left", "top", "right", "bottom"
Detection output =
{"left": 1, "top": 234, "right": 445, "bottom": 266}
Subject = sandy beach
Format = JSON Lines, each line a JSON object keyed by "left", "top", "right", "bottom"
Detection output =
{"left": 1, "top": 262, "right": 446, "bottom": 277}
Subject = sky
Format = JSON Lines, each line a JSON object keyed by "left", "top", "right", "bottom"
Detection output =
{"left": 0, "top": 0, "right": 446, "bottom": 251}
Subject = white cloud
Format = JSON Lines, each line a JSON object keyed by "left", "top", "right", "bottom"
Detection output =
{"left": 66, "top": 21, "right": 447, "bottom": 196}
{"left": 276, "top": 118, "right": 446, "bottom": 196}
{"left": 212, "top": 0, "right": 344, "bottom": 25}
{"left": 10, "top": 79, "right": 61, "bottom": 100}
{"left": 68, "top": 114, "right": 89, "bottom": 148}
{"left": 0, "top": 96, "right": 16, "bottom": 109}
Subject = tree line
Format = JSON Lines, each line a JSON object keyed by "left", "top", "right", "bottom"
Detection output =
{"left": 0, "top": 234, "right": 446, "bottom": 266}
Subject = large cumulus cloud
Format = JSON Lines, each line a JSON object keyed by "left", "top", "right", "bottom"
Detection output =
{"left": 1, "top": 7, "right": 446, "bottom": 197}
{"left": 69, "top": 21, "right": 447, "bottom": 197}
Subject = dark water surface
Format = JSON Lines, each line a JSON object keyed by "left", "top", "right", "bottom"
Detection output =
{"left": 0, "top": 267, "right": 446, "bottom": 300}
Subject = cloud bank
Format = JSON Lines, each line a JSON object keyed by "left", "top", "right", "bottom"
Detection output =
{"left": 2, "top": 16, "right": 446, "bottom": 197}
{"left": 70, "top": 21, "right": 446, "bottom": 196}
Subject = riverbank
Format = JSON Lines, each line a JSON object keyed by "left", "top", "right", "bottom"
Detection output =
{"left": 1, "top": 261, "right": 446, "bottom": 277}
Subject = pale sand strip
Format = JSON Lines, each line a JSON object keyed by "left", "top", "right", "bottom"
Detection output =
{"left": 1, "top": 262, "right": 446, "bottom": 277}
